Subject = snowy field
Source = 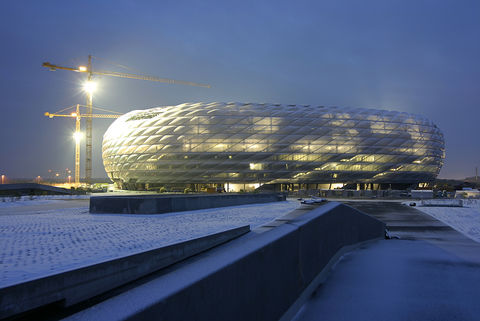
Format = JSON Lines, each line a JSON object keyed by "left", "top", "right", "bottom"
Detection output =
{"left": 0, "top": 200, "right": 299, "bottom": 287}
{"left": 462, "top": 199, "right": 480, "bottom": 209}
{"left": 414, "top": 199, "right": 480, "bottom": 243}
{"left": 0, "top": 195, "right": 90, "bottom": 208}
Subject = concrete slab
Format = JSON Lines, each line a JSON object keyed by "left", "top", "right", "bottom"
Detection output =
{"left": 293, "top": 239, "right": 480, "bottom": 321}
{"left": 292, "top": 200, "right": 480, "bottom": 321}
{"left": 90, "top": 193, "right": 286, "bottom": 214}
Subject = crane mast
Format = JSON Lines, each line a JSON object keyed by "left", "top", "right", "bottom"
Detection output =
{"left": 45, "top": 104, "right": 122, "bottom": 186}
{"left": 42, "top": 55, "right": 210, "bottom": 185}
{"left": 86, "top": 55, "right": 93, "bottom": 185}
{"left": 75, "top": 104, "right": 81, "bottom": 185}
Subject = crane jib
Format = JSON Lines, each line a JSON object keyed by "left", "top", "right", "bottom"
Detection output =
{"left": 42, "top": 55, "right": 210, "bottom": 186}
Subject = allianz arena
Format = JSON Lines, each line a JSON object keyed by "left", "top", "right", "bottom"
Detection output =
{"left": 102, "top": 102, "right": 444, "bottom": 190}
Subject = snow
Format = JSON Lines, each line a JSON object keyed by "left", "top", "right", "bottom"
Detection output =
{"left": 462, "top": 198, "right": 480, "bottom": 209}
{"left": 400, "top": 199, "right": 480, "bottom": 243}
{"left": 0, "top": 195, "right": 89, "bottom": 208}
{"left": 0, "top": 200, "right": 298, "bottom": 288}
{"left": 401, "top": 198, "right": 480, "bottom": 209}
{"left": 414, "top": 205, "right": 480, "bottom": 243}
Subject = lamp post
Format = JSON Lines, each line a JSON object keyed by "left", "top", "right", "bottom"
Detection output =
{"left": 1, "top": 175, "right": 5, "bottom": 184}
{"left": 73, "top": 128, "right": 84, "bottom": 186}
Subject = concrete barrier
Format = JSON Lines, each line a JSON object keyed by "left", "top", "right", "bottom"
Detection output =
{"left": 421, "top": 199, "right": 463, "bottom": 207}
{"left": 67, "top": 202, "right": 385, "bottom": 321}
{"left": 0, "top": 225, "right": 250, "bottom": 320}
{"left": 90, "top": 193, "right": 286, "bottom": 214}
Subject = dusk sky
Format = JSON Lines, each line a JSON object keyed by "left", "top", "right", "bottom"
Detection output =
{"left": 0, "top": 0, "right": 479, "bottom": 180}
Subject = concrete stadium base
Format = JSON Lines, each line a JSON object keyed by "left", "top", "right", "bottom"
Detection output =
{"left": 67, "top": 202, "right": 385, "bottom": 321}
{"left": 90, "top": 193, "right": 287, "bottom": 214}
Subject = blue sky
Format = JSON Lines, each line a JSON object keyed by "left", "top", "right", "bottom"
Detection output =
{"left": 0, "top": 0, "right": 479, "bottom": 179}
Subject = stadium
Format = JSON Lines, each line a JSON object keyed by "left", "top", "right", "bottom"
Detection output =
{"left": 102, "top": 102, "right": 445, "bottom": 191}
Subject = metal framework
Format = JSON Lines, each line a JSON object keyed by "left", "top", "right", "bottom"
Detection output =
{"left": 102, "top": 102, "right": 445, "bottom": 187}
{"left": 42, "top": 56, "right": 210, "bottom": 185}
{"left": 45, "top": 105, "right": 121, "bottom": 185}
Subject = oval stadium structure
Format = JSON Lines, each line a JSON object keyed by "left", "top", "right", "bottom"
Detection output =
{"left": 102, "top": 102, "right": 444, "bottom": 190}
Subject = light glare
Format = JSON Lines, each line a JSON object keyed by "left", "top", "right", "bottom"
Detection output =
{"left": 83, "top": 81, "right": 97, "bottom": 94}
{"left": 73, "top": 132, "right": 84, "bottom": 142}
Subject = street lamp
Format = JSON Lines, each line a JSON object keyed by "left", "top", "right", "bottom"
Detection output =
{"left": 1, "top": 175, "right": 5, "bottom": 184}
{"left": 73, "top": 131, "right": 83, "bottom": 186}
{"left": 82, "top": 80, "right": 97, "bottom": 94}
{"left": 73, "top": 131, "right": 84, "bottom": 143}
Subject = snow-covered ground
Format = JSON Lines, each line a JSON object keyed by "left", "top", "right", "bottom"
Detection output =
{"left": 414, "top": 200, "right": 480, "bottom": 243}
{"left": 0, "top": 195, "right": 90, "bottom": 208}
{"left": 0, "top": 200, "right": 298, "bottom": 287}
{"left": 418, "top": 198, "right": 480, "bottom": 209}
{"left": 462, "top": 199, "right": 480, "bottom": 209}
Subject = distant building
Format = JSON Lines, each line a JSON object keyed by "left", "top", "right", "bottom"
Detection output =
{"left": 102, "top": 102, "right": 445, "bottom": 191}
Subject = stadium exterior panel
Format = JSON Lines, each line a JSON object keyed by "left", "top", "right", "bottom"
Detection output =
{"left": 102, "top": 102, "right": 445, "bottom": 189}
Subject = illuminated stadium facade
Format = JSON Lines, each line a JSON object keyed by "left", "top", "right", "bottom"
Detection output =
{"left": 102, "top": 102, "right": 444, "bottom": 191}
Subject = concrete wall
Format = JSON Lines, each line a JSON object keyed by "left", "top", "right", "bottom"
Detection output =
{"left": 68, "top": 202, "right": 385, "bottom": 321}
{"left": 411, "top": 190, "right": 433, "bottom": 199}
{"left": 316, "top": 189, "right": 410, "bottom": 199}
{"left": 90, "top": 193, "right": 286, "bottom": 214}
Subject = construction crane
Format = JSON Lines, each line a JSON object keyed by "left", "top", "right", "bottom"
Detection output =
{"left": 42, "top": 55, "right": 210, "bottom": 185}
{"left": 45, "top": 104, "right": 122, "bottom": 186}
